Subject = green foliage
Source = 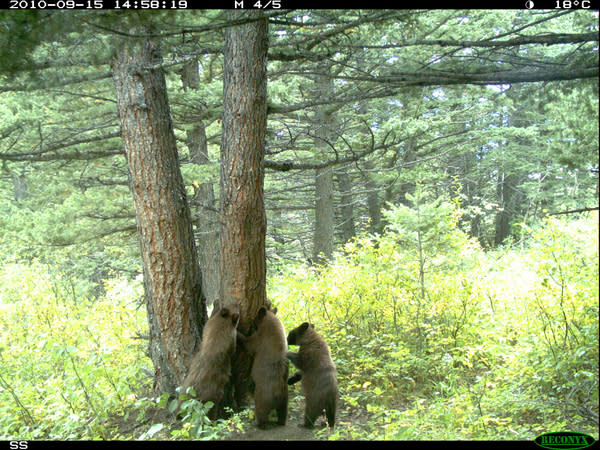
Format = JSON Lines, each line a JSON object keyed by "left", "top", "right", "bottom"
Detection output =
{"left": 165, "top": 388, "right": 221, "bottom": 440}
{"left": 0, "top": 10, "right": 597, "bottom": 440}
{"left": 2, "top": 10, "right": 597, "bottom": 272}
{"left": 523, "top": 217, "right": 599, "bottom": 426}
{"left": 167, "top": 397, "right": 246, "bottom": 440}
{"left": 0, "top": 261, "right": 248, "bottom": 440}
{"left": 0, "top": 198, "right": 597, "bottom": 440}
{"left": 0, "top": 264, "right": 149, "bottom": 439}
{"left": 0, "top": 11, "right": 48, "bottom": 73}
{"left": 130, "top": 391, "right": 248, "bottom": 440}
{"left": 274, "top": 207, "right": 599, "bottom": 440}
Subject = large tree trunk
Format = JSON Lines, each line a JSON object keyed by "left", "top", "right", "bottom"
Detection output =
{"left": 112, "top": 34, "right": 206, "bottom": 395}
{"left": 313, "top": 165, "right": 334, "bottom": 264}
{"left": 220, "top": 10, "right": 269, "bottom": 409}
{"left": 219, "top": 10, "right": 269, "bottom": 327}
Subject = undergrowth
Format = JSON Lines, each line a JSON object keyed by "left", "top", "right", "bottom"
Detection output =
{"left": 0, "top": 270, "right": 149, "bottom": 439}
{"left": 272, "top": 207, "right": 599, "bottom": 440}
{"left": 0, "top": 206, "right": 597, "bottom": 440}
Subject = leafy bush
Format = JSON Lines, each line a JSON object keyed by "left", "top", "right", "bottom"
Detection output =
{"left": 1, "top": 204, "right": 597, "bottom": 440}
{"left": 273, "top": 205, "right": 599, "bottom": 440}
{"left": 0, "top": 264, "right": 149, "bottom": 439}
{"left": 159, "top": 391, "right": 248, "bottom": 440}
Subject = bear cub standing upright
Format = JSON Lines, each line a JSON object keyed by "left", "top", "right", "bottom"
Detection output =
{"left": 287, "top": 322, "right": 338, "bottom": 428}
{"left": 239, "top": 306, "right": 288, "bottom": 429}
{"left": 178, "top": 306, "right": 240, "bottom": 419}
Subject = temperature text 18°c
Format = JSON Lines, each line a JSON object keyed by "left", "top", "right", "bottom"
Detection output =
{"left": 555, "top": 0, "right": 592, "bottom": 7}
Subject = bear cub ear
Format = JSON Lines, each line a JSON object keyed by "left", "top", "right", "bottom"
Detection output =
{"left": 218, "top": 307, "right": 240, "bottom": 327}
{"left": 287, "top": 321, "right": 311, "bottom": 345}
{"left": 257, "top": 306, "right": 268, "bottom": 321}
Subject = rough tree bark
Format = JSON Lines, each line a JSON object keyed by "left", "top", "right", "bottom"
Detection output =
{"left": 219, "top": 10, "right": 269, "bottom": 326}
{"left": 313, "top": 165, "right": 334, "bottom": 264}
{"left": 112, "top": 33, "right": 206, "bottom": 395}
{"left": 219, "top": 10, "right": 269, "bottom": 409}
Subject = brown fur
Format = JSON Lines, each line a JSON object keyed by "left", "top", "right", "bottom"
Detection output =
{"left": 240, "top": 306, "right": 288, "bottom": 428}
{"left": 231, "top": 303, "right": 278, "bottom": 410}
{"left": 287, "top": 322, "right": 337, "bottom": 428}
{"left": 179, "top": 306, "right": 240, "bottom": 419}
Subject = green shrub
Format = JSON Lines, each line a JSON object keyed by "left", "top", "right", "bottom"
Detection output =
{"left": 0, "top": 264, "right": 149, "bottom": 439}
{"left": 1, "top": 208, "right": 597, "bottom": 440}
{"left": 272, "top": 209, "right": 599, "bottom": 440}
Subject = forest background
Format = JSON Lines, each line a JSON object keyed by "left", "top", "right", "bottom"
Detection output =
{"left": 0, "top": 9, "right": 598, "bottom": 440}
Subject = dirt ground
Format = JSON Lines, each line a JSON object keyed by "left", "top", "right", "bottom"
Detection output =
{"left": 225, "top": 414, "right": 321, "bottom": 441}
{"left": 225, "top": 393, "right": 326, "bottom": 441}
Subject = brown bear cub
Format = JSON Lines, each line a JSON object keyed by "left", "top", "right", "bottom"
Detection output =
{"left": 238, "top": 306, "right": 288, "bottom": 429}
{"left": 178, "top": 306, "right": 240, "bottom": 419}
{"left": 287, "top": 322, "right": 338, "bottom": 428}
